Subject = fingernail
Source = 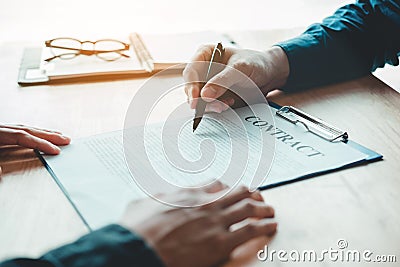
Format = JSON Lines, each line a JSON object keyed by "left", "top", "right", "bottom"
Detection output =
{"left": 61, "top": 136, "right": 71, "bottom": 144}
{"left": 268, "top": 206, "right": 275, "bottom": 217}
{"left": 264, "top": 222, "right": 278, "bottom": 236}
{"left": 208, "top": 105, "right": 222, "bottom": 113}
{"left": 202, "top": 86, "right": 217, "bottom": 101}
{"left": 252, "top": 191, "right": 264, "bottom": 201}
{"left": 221, "top": 103, "right": 230, "bottom": 112}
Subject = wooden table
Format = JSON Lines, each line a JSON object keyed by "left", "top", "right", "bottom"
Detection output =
{"left": 1, "top": 31, "right": 399, "bottom": 266}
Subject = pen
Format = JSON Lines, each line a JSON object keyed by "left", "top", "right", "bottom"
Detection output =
{"left": 192, "top": 42, "right": 225, "bottom": 132}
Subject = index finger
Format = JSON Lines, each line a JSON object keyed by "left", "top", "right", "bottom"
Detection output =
{"left": 215, "top": 186, "right": 252, "bottom": 208}
{"left": 3, "top": 125, "right": 70, "bottom": 146}
{"left": 0, "top": 128, "right": 61, "bottom": 155}
{"left": 183, "top": 45, "right": 215, "bottom": 109}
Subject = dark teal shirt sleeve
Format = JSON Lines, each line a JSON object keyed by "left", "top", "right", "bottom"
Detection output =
{"left": 276, "top": 0, "right": 400, "bottom": 92}
{"left": 0, "top": 224, "right": 165, "bottom": 267}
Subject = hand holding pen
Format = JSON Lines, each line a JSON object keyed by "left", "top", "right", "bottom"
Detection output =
{"left": 183, "top": 45, "right": 290, "bottom": 117}
{"left": 192, "top": 43, "right": 225, "bottom": 132}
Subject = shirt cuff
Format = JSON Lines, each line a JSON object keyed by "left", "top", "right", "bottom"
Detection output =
{"left": 275, "top": 33, "right": 325, "bottom": 92}
{"left": 40, "top": 224, "right": 165, "bottom": 267}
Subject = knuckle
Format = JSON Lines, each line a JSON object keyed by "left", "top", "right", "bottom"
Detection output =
{"left": 14, "top": 130, "right": 28, "bottom": 139}
{"left": 230, "top": 186, "right": 248, "bottom": 196}
{"left": 198, "top": 44, "right": 212, "bottom": 53}
{"left": 216, "top": 71, "right": 230, "bottom": 82}
{"left": 231, "top": 61, "right": 253, "bottom": 77}
{"left": 213, "top": 233, "right": 227, "bottom": 251}
{"left": 205, "top": 214, "right": 220, "bottom": 226}
{"left": 182, "top": 66, "right": 193, "bottom": 78}
{"left": 237, "top": 185, "right": 249, "bottom": 192}
{"left": 14, "top": 129, "right": 25, "bottom": 135}
{"left": 210, "top": 180, "right": 223, "bottom": 188}
{"left": 202, "top": 199, "right": 220, "bottom": 210}
{"left": 203, "top": 180, "right": 224, "bottom": 194}
{"left": 232, "top": 60, "right": 250, "bottom": 70}
{"left": 215, "top": 180, "right": 225, "bottom": 187}
{"left": 244, "top": 200, "right": 257, "bottom": 212}
{"left": 190, "top": 45, "right": 214, "bottom": 62}
{"left": 245, "top": 223, "right": 259, "bottom": 236}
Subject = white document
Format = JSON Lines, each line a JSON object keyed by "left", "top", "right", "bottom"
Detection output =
{"left": 44, "top": 104, "right": 367, "bottom": 229}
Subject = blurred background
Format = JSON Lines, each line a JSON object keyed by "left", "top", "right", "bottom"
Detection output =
{"left": 1, "top": 0, "right": 398, "bottom": 90}
{"left": 0, "top": 0, "right": 352, "bottom": 43}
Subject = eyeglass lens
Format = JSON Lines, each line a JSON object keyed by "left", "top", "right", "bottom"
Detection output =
{"left": 50, "top": 38, "right": 81, "bottom": 60}
{"left": 49, "top": 38, "right": 128, "bottom": 61}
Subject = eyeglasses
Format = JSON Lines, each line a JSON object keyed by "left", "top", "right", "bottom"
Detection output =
{"left": 44, "top": 37, "right": 130, "bottom": 62}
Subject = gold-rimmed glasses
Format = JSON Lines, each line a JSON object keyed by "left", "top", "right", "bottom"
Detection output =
{"left": 44, "top": 37, "right": 130, "bottom": 62}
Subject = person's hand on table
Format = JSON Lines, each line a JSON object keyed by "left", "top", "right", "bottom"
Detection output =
{"left": 120, "top": 182, "right": 277, "bottom": 267}
{"left": 183, "top": 46, "right": 289, "bottom": 113}
{"left": 0, "top": 124, "right": 70, "bottom": 178}
{"left": 0, "top": 124, "right": 70, "bottom": 155}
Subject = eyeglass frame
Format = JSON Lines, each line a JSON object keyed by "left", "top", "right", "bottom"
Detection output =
{"left": 44, "top": 37, "right": 131, "bottom": 62}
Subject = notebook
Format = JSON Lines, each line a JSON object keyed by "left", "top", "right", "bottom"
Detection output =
{"left": 17, "top": 31, "right": 238, "bottom": 86}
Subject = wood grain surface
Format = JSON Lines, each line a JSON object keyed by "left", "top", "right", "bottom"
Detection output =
{"left": 0, "top": 31, "right": 399, "bottom": 266}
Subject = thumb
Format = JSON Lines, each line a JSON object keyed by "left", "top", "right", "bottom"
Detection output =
{"left": 201, "top": 67, "right": 239, "bottom": 102}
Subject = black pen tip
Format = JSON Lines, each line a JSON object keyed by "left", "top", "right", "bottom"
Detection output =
{"left": 193, "top": 118, "right": 200, "bottom": 133}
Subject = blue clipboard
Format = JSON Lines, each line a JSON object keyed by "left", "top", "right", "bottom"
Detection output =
{"left": 259, "top": 102, "right": 383, "bottom": 190}
{"left": 35, "top": 101, "right": 383, "bottom": 230}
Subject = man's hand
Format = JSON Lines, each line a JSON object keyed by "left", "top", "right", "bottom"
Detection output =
{"left": 120, "top": 183, "right": 276, "bottom": 267}
{"left": 183, "top": 46, "right": 289, "bottom": 113}
{"left": 0, "top": 124, "right": 70, "bottom": 155}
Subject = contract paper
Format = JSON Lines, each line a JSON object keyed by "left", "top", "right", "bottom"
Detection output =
{"left": 43, "top": 104, "right": 367, "bottom": 229}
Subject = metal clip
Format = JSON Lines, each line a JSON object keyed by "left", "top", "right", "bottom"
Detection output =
{"left": 276, "top": 106, "right": 348, "bottom": 142}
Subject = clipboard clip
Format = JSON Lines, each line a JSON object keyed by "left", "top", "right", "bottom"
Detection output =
{"left": 276, "top": 106, "right": 348, "bottom": 142}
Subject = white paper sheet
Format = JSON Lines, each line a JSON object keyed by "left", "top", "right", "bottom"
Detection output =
{"left": 44, "top": 104, "right": 367, "bottom": 229}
